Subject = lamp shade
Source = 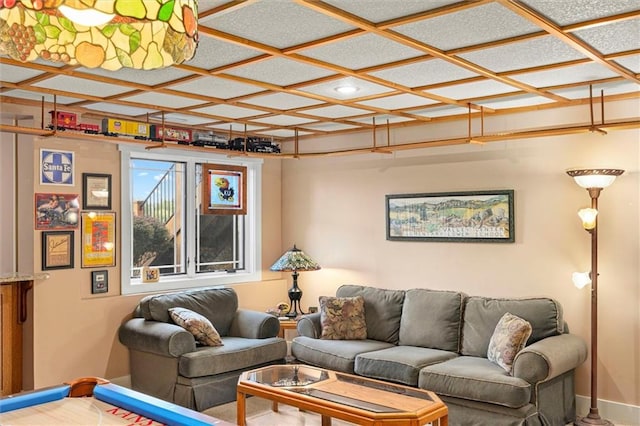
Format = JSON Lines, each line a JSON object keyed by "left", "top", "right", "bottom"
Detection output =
{"left": 566, "top": 169, "right": 624, "bottom": 189}
{"left": 577, "top": 208, "right": 598, "bottom": 230}
{"left": 572, "top": 272, "right": 591, "bottom": 289}
{"left": 270, "top": 245, "right": 321, "bottom": 272}
{"left": 0, "top": 0, "right": 198, "bottom": 70}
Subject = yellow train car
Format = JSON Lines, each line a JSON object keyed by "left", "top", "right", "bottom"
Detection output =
{"left": 101, "top": 118, "right": 150, "bottom": 139}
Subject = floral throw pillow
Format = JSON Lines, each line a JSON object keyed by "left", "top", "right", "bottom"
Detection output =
{"left": 319, "top": 296, "right": 367, "bottom": 340}
{"left": 169, "top": 307, "right": 224, "bottom": 347}
{"left": 487, "top": 312, "right": 532, "bottom": 373}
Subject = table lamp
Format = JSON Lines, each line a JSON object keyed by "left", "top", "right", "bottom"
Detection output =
{"left": 270, "top": 245, "right": 321, "bottom": 318}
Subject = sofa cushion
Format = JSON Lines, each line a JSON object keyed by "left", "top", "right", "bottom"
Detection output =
{"left": 139, "top": 287, "right": 238, "bottom": 336}
{"left": 178, "top": 337, "right": 287, "bottom": 378}
{"left": 169, "top": 307, "right": 224, "bottom": 347}
{"left": 336, "top": 285, "right": 405, "bottom": 344}
{"left": 488, "top": 312, "right": 532, "bottom": 373}
{"left": 291, "top": 336, "right": 393, "bottom": 373}
{"left": 461, "top": 296, "right": 563, "bottom": 357}
{"left": 399, "top": 288, "right": 465, "bottom": 352}
{"left": 319, "top": 295, "right": 367, "bottom": 340}
{"left": 419, "top": 356, "right": 531, "bottom": 409}
{"left": 355, "top": 346, "right": 458, "bottom": 386}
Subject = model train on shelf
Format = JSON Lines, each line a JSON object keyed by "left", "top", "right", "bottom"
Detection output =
{"left": 47, "top": 111, "right": 281, "bottom": 154}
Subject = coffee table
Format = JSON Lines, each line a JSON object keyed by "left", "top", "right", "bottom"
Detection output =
{"left": 236, "top": 365, "right": 448, "bottom": 426}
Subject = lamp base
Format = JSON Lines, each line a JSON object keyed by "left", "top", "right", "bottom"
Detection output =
{"left": 574, "top": 413, "right": 614, "bottom": 426}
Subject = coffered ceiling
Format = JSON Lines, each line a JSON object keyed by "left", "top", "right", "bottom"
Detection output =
{"left": 1, "top": 0, "right": 639, "bottom": 144}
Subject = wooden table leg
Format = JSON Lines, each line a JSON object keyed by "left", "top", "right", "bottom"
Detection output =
{"left": 272, "top": 400, "right": 279, "bottom": 412}
{"left": 438, "top": 414, "right": 448, "bottom": 426}
{"left": 236, "top": 391, "right": 247, "bottom": 426}
{"left": 321, "top": 414, "right": 332, "bottom": 426}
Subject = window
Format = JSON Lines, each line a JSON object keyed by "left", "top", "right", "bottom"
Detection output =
{"left": 119, "top": 146, "right": 262, "bottom": 295}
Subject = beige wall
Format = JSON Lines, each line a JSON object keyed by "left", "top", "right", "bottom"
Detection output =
{"left": 1, "top": 103, "right": 287, "bottom": 389}
{"left": 280, "top": 104, "right": 639, "bottom": 406}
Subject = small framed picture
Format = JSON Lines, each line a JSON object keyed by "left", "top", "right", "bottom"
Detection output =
{"left": 42, "top": 230, "right": 74, "bottom": 270}
{"left": 91, "top": 270, "right": 108, "bottom": 294}
{"left": 142, "top": 266, "right": 160, "bottom": 283}
{"left": 83, "top": 173, "right": 112, "bottom": 210}
{"left": 202, "top": 163, "right": 247, "bottom": 215}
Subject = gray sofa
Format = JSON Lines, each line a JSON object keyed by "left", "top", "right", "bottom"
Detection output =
{"left": 119, "top": 287, "right": 287, "bottom": 411}
{"left": 291, "top": 285, "right": 588, "bottom": 426}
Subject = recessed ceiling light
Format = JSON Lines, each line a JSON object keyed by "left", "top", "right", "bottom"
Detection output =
{"left": 334, "top": 85, "right": 359, "bottom": 94}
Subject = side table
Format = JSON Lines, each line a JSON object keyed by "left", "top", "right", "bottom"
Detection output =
{"left": 277, "top": 319, "right": 298, "bottom": 339}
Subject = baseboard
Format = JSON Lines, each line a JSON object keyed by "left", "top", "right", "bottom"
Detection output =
{"left": 576, "top": 395, "right": 640, "bottom": 425}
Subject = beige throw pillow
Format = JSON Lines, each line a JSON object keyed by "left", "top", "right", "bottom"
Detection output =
{"left": 487, "top": 312, "right": 532, "bottom": 373}
{"left": 319, "top": 295, "right": 367, "bottom": 340}
{"left": 169, "top": 307, "right": 224, "bottom": 347}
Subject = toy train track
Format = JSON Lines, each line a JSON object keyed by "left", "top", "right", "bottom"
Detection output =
{"left": 48, "top": 111, "right": 281, "bottom": 154}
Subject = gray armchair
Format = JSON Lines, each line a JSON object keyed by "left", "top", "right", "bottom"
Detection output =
{"left": 119, "top": 287, "right": 287, "bottom": 411}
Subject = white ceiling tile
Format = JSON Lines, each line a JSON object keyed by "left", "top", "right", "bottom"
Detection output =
{"left": 122, "top": 92, "right": 204, "bottom": 109}
{"left": 394, "top": 3, "right": 540, "bottom": 50}
{"left": 369, "top": 59, "right": 478, "bottom": 87}
{"left": 410, "top": 105, "right": 469, "bottom": 118}
{"left": 457, "top": 36, "right": 586, "bottom": 73}
{"left": 76, "top": 66, "right": 191, "bottom": 86}
{"left": 520, "top": 0, "right": 639, "bottom": 26}
{"left": 256, "top": 129, "right": 313, "bottom": 138}
{"left": 193, "top": 104, "right": 268, "bottom": 119}
{"left": 224, "top": 57, "right": 335, "bottom": 86}
{"left": 475, "top": 94, "right": 555, "bottom": 109}
{"left": 169, "top": 76, "right": 264, "bottom": 99}
{"left": 300, "top": 122, "right": 361, "bottom": 131}
{"left": 84, "top": 103, "right": 159, "bottom": 116}
{"left": 1, "top": 89, "right": 82, "bottom": 104}
{"left": 300, "top": 33, "right": 423, "bottom": 70}
{"left": 183, "top": 35, "right": 263, "bottom": 70}
{"left": 200, "top": 1, "right": 354, "bottom": 49}
{"left": 356, "top": 93, "right": 438, "bottom": 110}
{"left": 206, "top": 123, "right": 266, "bottom": 133}
{"left": 32, "top": 75, "right": 130, "bottom": 97}
{"left": 298, "top": 77, "right": 393, "bottom": 99}
{"left": 614, "top": 54, "right": 640, "bottom": 73}
{"left": 322, "top": 0, "right": 456, "bottom": 24}
{"left": 348, "top": 114, "right": 414, "bottom": 124}
{"left": 511, "top": 63, "right": 620, "bottom": 88}
{"left": 251, "top": 115, "right": 317, "bottom": 126}
{"left": 550, "top": 81, "right": 640, "bottom": 99}
{"left": 302, "top": 105, "right": 373, "bottom": 118}
{"left": 573, "top": 19, "right": 640, "bottom": 55}
{"left": 0, "top": 64, "right": 44, "bottom": 82}
{"left": 147, "top": 113, "right": 214, "bottom": 126}
{"left": 242, "top": 93, "right": 324, "bottom": 110}
{"left": 427, "top": 80, "right": 519, "bottom": 100}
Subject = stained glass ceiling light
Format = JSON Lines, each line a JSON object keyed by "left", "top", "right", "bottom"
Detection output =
{"left": 0, "top": 0, "right": 198, "bottom": 70}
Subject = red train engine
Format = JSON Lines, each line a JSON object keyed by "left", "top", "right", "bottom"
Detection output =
{"left": 48, "top": 111, "right": 100, "bottom": 134}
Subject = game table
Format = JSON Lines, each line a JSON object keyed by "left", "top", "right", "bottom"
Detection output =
{"left": 0, "top": 377, "right": 230, "bottom": 425}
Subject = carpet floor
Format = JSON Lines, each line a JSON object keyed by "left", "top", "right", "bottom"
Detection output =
{"left": 203, "top": 397, "right": 357, "bottom": 425}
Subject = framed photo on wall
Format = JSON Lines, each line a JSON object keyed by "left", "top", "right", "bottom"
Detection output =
{"left": 83, "top": 173, "right": 112, "bottom": 210}
{"left": 202, "top": 163, "right": 247, "bottom": 215}
{"left": 386, "top": 190, "right": 514, "bottom": 243}
{"left": 42, "top": 230, "right": 74, "bottom": 270}
{"left": 91, "top": 270, "right": 109, "bottom": 294}
{"left": 81, "top": 212, "right": 116, "bottom": 268}
{"left": 35, "top": 193, "right": 79, "bottom": 230}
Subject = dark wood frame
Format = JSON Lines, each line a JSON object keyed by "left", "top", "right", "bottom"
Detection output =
{"left": 91, "top": 270, "right": 109, "bottom": 294}
{"left": 82, "top": 173, "right": 112, "bottom": 210}
{"left": 202, "top": 163, "right": 247, "bottom": 215}
{"left": 386, "top": 189, "right": 515, "bottom": 243}
{"left": 42, "top": 230, "right": 74, "bottom": 270}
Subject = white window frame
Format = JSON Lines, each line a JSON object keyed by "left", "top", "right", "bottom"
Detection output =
{"left": 119, "top": 145, "right": 262, "bottom": 295}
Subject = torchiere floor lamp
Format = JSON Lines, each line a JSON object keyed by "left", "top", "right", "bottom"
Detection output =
{"left": 566, "top": 168, "right": 624, "bottom": 426}
{"left": 270, "top": 245, "right": 321, "bottom": 318}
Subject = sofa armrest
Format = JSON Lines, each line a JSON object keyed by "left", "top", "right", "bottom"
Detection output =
{"left": 118, "top": 318, "right": 196, "bottom": 357}
{"left": 297, "top": 313, "right": 322, "bottom": 338}
{"left": 229, "top": 309, "right": 280, "bottom": 338}
{"left": 512, "top": 334, "right": 587, "bottom": 384}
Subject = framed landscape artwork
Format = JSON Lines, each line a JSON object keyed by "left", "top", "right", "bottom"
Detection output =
{"left": 386, "top": 190, "right": 514, "bottom": 243}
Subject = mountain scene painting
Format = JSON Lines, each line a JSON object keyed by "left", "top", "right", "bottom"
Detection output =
{"left": 386, "top": 190, "right": 514, "bottom": 243}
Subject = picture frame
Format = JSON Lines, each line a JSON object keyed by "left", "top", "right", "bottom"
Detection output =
{"left": 40, "top": 148, "right": 74, "bottom": 186}
{"left": 386, "top": 190, "right": 514, "bottom": 243}
{"left": 42, "top": 230, "right": 74, "bottom": 270}
{"left": 35, "top": 193, "right": 80, "bottom": 230}
{"left": 81, "top": 212, "right": 116, "bottom": 268}
{"left": 202, "top": 163, "right": 247, "bottom": 215}
{"left": 141, "top": 266, "right": 160, "bottom": 283}
{"left": 91, "top": 270, "right": 108, "bottom": 294}
{"left": 83, "top": 173, "right": 112, "bottom": 210}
